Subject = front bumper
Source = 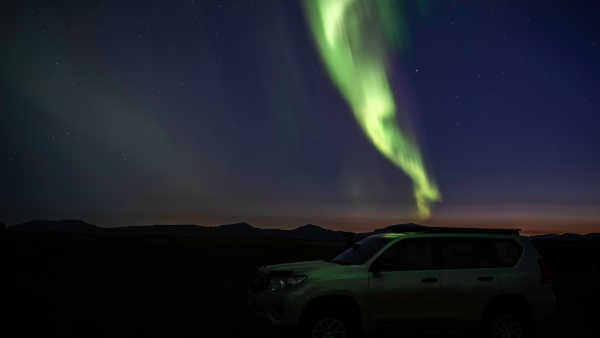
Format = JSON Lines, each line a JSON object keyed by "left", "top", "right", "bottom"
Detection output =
{"left": 247, "top": 290, "right": 302, "bottom": 328}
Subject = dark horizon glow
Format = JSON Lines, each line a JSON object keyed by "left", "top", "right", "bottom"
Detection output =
{"left": 2, "top": 0, "right": 599, "bottom": 235}
{"left": 9, "top": 212, "right": 599, "bottom": 236}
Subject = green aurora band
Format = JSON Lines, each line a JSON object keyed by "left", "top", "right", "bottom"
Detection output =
{"left": 304, "top": 0, "right": 440, "bottom": 218}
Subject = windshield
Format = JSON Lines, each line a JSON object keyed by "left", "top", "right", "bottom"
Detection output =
{"left": 331, "top": 236, "right": 393, "bottom": 265}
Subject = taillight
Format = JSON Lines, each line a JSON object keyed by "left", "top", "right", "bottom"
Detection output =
{"left": 538, "top": 258, "right": 552, "bottom": 283}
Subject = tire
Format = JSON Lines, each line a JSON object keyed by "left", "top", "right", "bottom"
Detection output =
{"left": 485, "top": 312, "right": 531, "bottom": 338}
{"left": 303, "top": 309, "right": 356, "bottom": 338}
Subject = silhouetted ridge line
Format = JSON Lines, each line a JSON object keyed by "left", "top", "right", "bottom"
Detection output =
{"left": 12, "top": 219, "right": 101, "bottom": 233}
{"left": 217, "top": 222, "right": 256, "bottom": 232}
{"left": 9, "top": 220, "right": 600, "bottom": 240}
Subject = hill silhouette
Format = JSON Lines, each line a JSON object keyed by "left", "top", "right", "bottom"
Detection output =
{"left": 9, "top": 219, "right": 350, "bottom": 241}
{"left": 11, "top": 219, "right": 431, "bottom": 241}
{"left": 10, "top": 219, "right": 600, "bottom": 241}
{"left": 13, "top": 219, "right": 101, "bottom": 233}
{"left": 217, "top": 222, "right": 257, "bottom": 233}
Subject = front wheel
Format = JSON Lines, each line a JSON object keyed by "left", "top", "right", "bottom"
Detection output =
{"left": 487, "top": 313, "right": 530, "bottom": 338}
{"left": 304, "top": 310, "right": 356, "bottom": 338}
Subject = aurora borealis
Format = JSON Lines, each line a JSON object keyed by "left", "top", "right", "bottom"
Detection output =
{"left": 2, "top": 0, "right": 600, "bottom": 234}
{"left": 304, "top": 0, "right": 439, "bottom": 218}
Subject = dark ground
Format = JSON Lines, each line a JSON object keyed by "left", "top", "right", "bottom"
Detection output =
{"left": 4, "top": 227, "right": 600, "bottom": 338}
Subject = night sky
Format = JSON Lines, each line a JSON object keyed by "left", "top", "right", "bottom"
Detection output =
{"left": 2, "top": 0, "right": 599, "bottom": 234}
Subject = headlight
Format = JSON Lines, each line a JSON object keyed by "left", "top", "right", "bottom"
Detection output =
{"left": 268, "top": 274, "right": 307, "bottom": 292}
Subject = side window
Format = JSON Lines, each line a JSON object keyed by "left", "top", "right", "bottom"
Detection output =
{"left": 492, "top": 239, "right": 522, "bottom": 267}
{"left": 375, "top": 238, "right": 434, "bottom": 271}
{"left": 439, "top": 238, "right": 480, "bottom": 269}
{"left": 438, "top": 238, "right": 523, "bottom": 269}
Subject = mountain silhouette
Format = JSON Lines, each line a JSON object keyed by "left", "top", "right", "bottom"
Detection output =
{"left": 8, "top": 219, "right": 347, "bottom": 240}
{"left": 10, "top": 219, "right": 600, "bottom": 241}
{"left": 282, "top": 224, "right": 347, "bottom": 240}
{"left": 12, "top": 219, "right": 101, "bottom": 233}
{"left": 8, "top": 219, "right": 431, "bottom": 241}
{"left": 217, "top": 222, "right": 257, "bottom": 233}
{"left": 531, "top": 232, "right": 600, "bottom": 240}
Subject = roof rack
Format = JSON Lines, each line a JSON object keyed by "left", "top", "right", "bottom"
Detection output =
{"left": 382, "top": 225, "right": 520, "bottom": 235}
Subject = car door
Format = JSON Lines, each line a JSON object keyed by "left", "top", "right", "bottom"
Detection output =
{"left": 434, "top": 237, "right": 503, "bottom": 323}
{"left": 367, "top": 238, "right": 445, "bottom": 328}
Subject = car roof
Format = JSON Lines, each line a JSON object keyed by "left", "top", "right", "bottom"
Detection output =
{"left": 367, "top": 231, "right": 521, "bottom": 240}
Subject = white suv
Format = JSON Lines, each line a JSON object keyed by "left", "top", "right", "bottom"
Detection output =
{"left": 249, "top": 227, "right": 555, "bottom": 338}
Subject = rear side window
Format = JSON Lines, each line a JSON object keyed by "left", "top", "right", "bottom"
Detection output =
{"left": 435, "top": 238, "right": 522, "bottom": 269}
{"left": 375, "top": 238, "right": 434, "bottom": 271}
{"left": 490, "top": 239, "right": 522, "bottom": 267}
{"left": 438, "top": 238, "right": 480, "bottom": 269}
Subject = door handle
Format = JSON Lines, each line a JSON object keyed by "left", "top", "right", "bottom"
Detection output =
{"left": 421, "top": 277, "right": 438, "bottom": 283}
{"left": 478, "top": 276, "right": 494, "bottom": 282}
